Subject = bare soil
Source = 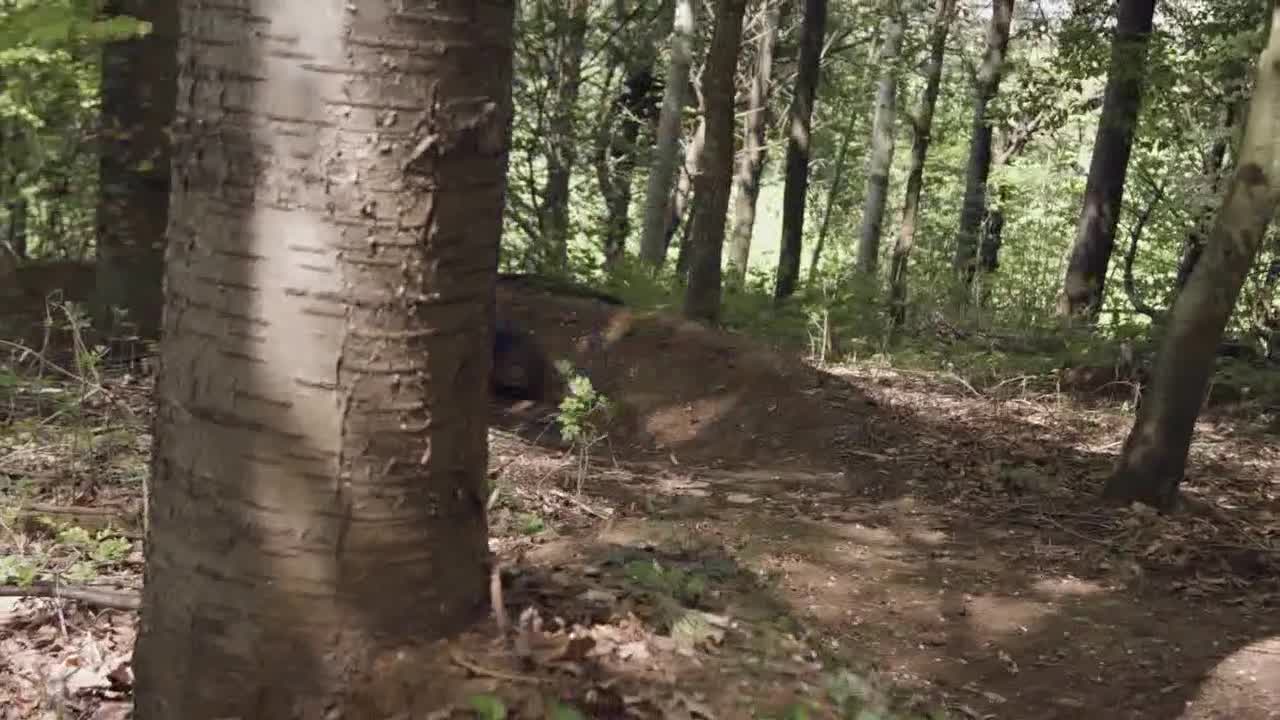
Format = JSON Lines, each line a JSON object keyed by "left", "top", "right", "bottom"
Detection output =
{"left": 2, "top": 283, "right": 1279, "bottom": 719}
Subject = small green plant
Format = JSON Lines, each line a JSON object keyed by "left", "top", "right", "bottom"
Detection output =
{"left": 554, "top": 360, "right": 613, "bottom": 495}
{"left": 515, "top": 512, "right": 546, "bottom": 536}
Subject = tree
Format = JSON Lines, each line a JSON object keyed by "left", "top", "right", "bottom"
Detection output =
{"left": 684, "top": 0, "right": 750, "bottom": 322}
{"left": 640, "top": 0, "right": 697, "bottom": 269}
{"left": 774, "top": 0, "right": 828, "bottom": 301}
{"left": 93, "top": 0, "right": 177, "bottom": 338}
{"left": 889, "top": 0, "right": 955, "bottom": 325}
{"left": 1057, "top": 0, "right": 1158, "bottom": 320}
{"left": 539, "top": 0, "right": 592, "bottom": 272}
{"left": 727, "top": 0, "right": 785, "bottom": 288}
{"left": 596, "top": 3, "right": 670, "bottom": 271}
{"left": 855, "top": 0, "right": 907, "bottom": 275}
{"left": 130, "top": 1, "right": 516, "bottom": 715}
{"left": 1104, "top": 6, "right": 1280, "bottom": 510}
{"left": 952, "top": 0, "right": 1015, "bottom": 285}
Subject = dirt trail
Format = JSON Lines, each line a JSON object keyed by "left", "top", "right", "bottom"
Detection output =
{"left": 489, "top": 284, "right": 1280, "bottom": 719}
{"left": 3, "top": 284, "right": 1279, "bottom": 718}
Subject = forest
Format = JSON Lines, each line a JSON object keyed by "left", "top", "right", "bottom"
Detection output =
{"left": 0, "top": 0, "right": 1278, "bottom": 718}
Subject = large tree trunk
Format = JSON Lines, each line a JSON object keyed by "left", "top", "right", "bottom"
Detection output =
{"left": 727, "top": 0, "right": 784, "bottom": 288}
{"left": 684, "top": 0, "right": 750, "bottom": 322}
{"left": 855, "top": 2, "right": 906, "bottom": 275}
{"left": 1057, "top": 0, "right": 1158, "bottom": 320}
{"left": 539, "top": 0, "right": 591, "bottom": 273}
{"left": 773, "top": 0, "right": 828, "bottom": 301}
{"left": 640, "top": 0, "right": 697, "bottom": 269}
{"left": 889, "top": 0, "right": 954, "bottom": 325}
{"left": 94, "top": 0, "right": 177, "bottom": 339}
{"left": 130, "top": 2, "right": 516, "bottom": 716}
{"left": 952, "top": 0, "right": 1014, "bottom": 284}
{"left": 1103, "top": 7, "right": 1280, "bottom": 510}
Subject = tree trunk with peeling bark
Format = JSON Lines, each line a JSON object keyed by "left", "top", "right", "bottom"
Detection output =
{"left": 1104, "top": 7, "right": 1280, "bottom": 510}
{"left": 684, "top": 0, "right": 750, "bottom": 322}
{"left": 1058, "top": 0, "right": 1158, "bottom": 320}
{"left": 130, "top": 2, "right": 516, "bottom": 716}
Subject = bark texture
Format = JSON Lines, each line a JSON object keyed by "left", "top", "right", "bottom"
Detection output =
{"left": 640, "top": 0, "right": 697, "bottom": 269}
{"left": 774, "top": 0, "right": 828, "bottom": 301}
{"left": 1058, "top": 0, "right": 1158, "bottom": 320}
{"left": 952, "top": 0, "right": 1014, "bottom": 283}
{"left": 684, "top": 0, "right": 750, "bottom": 322}
{"left": 94, "top": 0, "right": 177, "bottom": 338}
{"left": 889, "top": 0, "right": 955, "bottom": 325}
{"left": 131, "top": 2, "right": 516, "bottom": 717}
{"left": 1104, "top": 7, "right": 1280, "bottom": 510}
{"left": 855, "top": 3, "right": 906, "bottom": 274}
{"left": 727, "top": 0, "right": 784, "bottom": 287}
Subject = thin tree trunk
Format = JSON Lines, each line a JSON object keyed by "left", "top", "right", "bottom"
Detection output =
{"left": 808, "top": 113, "right": 856, "bottom": 283}
{"left": 1174, "top": 88, "right": 1245, "bottom": 292}
{"left": 1058, "top": 0, "right": 1158, "bottom": 320}
{"left": 599, "top": 3, "right": 673, "bottom": 272}
{"left": 855, "top": 2, "right": 906, "bottom": 275}
{"left": 685, "top": 0, "right": 750, "bottom": 322}
{"left": 888, "top": 0, "right": 952, "bottom": 326}
{"left": 130, "top": 2, "right": 516, "bottom": 716}
{"left": 774, "top": 0, "right": 829, "bottom": 301}
{"left": 1104, "top": 6, "right": 1280, "bottom": 510}
{"left": 952, "top": 0, "right": 1014, "bottom": 285}
{"left": 671, "top": 116, "right": 707, "bottom": 274}
{"left": 640, "top": 0, "right": 697, "bottom": 269}
{"left": 727, "top": 0, "right": 784, "bottom": 288}
{"left": 94, "top": 0, "right": 177, "bottom": 338}
{"left": 539, "top": 0, "right": 592, "bottom": 273}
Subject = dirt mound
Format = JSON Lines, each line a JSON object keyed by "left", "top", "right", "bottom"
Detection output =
{"left": 496, "top": 283, "right": 876, "bottom": 469}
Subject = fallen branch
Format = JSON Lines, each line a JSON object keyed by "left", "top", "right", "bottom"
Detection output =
{"left": 0, "top": 582, "right": 140, "bottom": 610}
{"left": 449, "top": 649, "right": 543, "bottom": 684}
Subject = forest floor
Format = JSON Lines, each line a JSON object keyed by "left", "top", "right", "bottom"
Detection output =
{"left": 2, "top": 284, "right": 1280, "bottom": 719}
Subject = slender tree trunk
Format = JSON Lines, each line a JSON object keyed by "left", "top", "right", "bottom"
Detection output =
{"left": 1174, "top": 87, "right": 1245, "bottom": 292}
{"left": 131, "top": 2, "right": 516, "bottom": 716}
{"left": 94, "top": 0, "right": 177, "bottom": 338}
{"left": 685, "top": 0, "right": 750, "bottom": 322}
{"left": 1058, "top": 0, "right": 1158, "bottom": 320}
{"left": 669, "top": 118, "right": 706, "bottom": 267}
{"left": 952, "top": 0, "right": 1014, "bottom": 284}
{"left": 539, "top": 0, "right": 591, "bottom": 273}
{"left": 774, "top": 0, "right": 829, "bottom": 301}
{"left": 889, "top": 0, "right": 953, "bottom": 325}
{"left": 641, "top": 0, "right": 697, "bottom": 268}
{"left": 727, "top": 0, "right": 784, "bottom": 288}
{"left": 1104, "top": 7, "right": 1280, "bottom": 510}
{"left": 808, "top": 113, "right": 856, "bottom": 283}
{"left": 599, "top": 3, "right": 673, "bottom": 272}
{"left": 855, "top": 2, "right": 906, "bottom": 275}
{"left": 7, "top": 196, "right": 27, "bottom": 259}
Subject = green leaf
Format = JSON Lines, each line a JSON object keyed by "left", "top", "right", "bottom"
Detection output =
{"left": 466, "top": 694, "right": 507, "bottom": 720}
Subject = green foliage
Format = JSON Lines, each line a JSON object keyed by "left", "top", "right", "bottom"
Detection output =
{"left": 554, "top": 361, "right": 614, "bottom": 447}
{"left": 466, "top": 693, "right": 507, "bottom": 720}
